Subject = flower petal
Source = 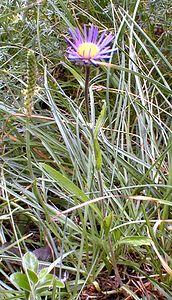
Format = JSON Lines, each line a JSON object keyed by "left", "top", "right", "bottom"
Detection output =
{"left": 75, "top": 28, "right": 83, "bottom": 43}
{"left": 88, "top": 24, "right": 94, "bottom": 42}
{"left": 65, "top": 37, "right": 78, "bottom": 51}
{"left": 84, "top": 24, "right": 87, "bottom": 41}
{"left": 97, "top": 31, "right": 107, "bottom": 46}
{"left": 92, "top": 26, "right": 99, "bottom": 43}
{"left": 98, "top": 33, "right": 114, "bottom": 49}
{"left": 68, "top": 28, "right": 78, "bottom": 42}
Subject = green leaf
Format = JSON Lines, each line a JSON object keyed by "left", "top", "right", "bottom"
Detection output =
{"left": 37, "top": 274, "right": 65, "bottom": 290}
{"left": 94, "top": 102, "right": 106, "bottom": 138}
{"left": 38, "top": 267, "right": 49, "bottom": 280}
{"left": 38, "top": 273, "right": 54, "bottom": 286}
{"left": 62, "top": 62, "right": 84, "bottom": 89}
{"left": 114, "top": 229, "right": 121, "bottom": 241}
{"left": 10, "top": 273, "right": 31, "bottom": 291}
{"left": 103, "top": 212, "right": 113, "bottom": 237}
{"left": 102, "top": 256, "right": 112, "bottom": 274}
{"left": 41, "top": 163, "right": 88, "bottom": 202}
{"left": 23, "top": 252, "right": 38, "bottom": 274}
{"left": 38, "top": 252, "right": 73, "bottom": 282}
{"left": 27, "top": 269, "right": 38, "bottom": 284}
{"left": 50, "top": 277, "right": 65, "bottom": 289}
{"left": 94, "top": 138, "right": 102, "bottom": 171}
{"left": 117, "top": 236, "right": 151, "bottom": 247}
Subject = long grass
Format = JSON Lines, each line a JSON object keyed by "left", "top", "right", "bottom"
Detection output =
{"left": 0, "top": 0, "right": 172, "bottom": 299}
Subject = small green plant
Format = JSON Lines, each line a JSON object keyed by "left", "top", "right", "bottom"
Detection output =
{"left": 10, "top": 252, "right": 65, "bottom": 299}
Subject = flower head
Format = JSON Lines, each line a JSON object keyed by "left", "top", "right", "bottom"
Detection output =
{"left": 65, "top": 24, "right": 115, "bottom": 65}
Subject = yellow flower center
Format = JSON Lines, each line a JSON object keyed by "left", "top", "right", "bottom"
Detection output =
{"left": 77, "top": 42, "right": 99, "bottom": 59}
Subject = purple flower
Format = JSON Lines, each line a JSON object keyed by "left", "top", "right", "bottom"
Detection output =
{"left": 65, "top": 24, "right": 116, "bottom": 65}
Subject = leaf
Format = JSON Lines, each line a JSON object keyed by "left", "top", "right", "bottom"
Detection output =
{"left": 128, "top": 195, "right": 172, "bottom": 205}
{"left": 41, "top": 163, "right": 89, "bottom": 202}
{"left": 54, "top": 278, "right": 65, "bottom": 288}
{"left": 23, "top": 252, "right": 38, "bottom": 274}
{"left": 38, "top": 274, "right": 65, "bottom": 289}
{"left": 62, "top": 62, "right": 84, "bottom": 89}
{"left": 94, "top": 102, "right": 106, "bottom": 138}
{"left": 117, "top": 236, "right": 151, "bottom": 247}
{"left": 94, "top": 138, "right": 102, "bottom": 171}
{"left": 10, "top": 273, "right": 31, "bottom": 291}
{"left": 37, "top": 273, "right": 65, "bottom": 294}
{"left": 38, "top": 273, "right": 54, "bottom": 286}
{"left": 38, "top": 268, "right": 49, "bottom": 280}
{"left": 27, "top": 269, "right": 38, "bottom": 284}
{"left": 103, "top": 212, "right": 113, "bottom": 237}
{"left": 38, "top": 251, "right": 73, "bottom": 281}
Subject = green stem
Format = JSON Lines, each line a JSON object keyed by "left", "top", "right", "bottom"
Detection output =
{"left": 97, "top": 170, "right": 105, "bottom": 216}
{"left": 26, "top": 117, "right": 34, "bottom": 179}
{"left": 108, "top": 238, "right": 123, "bottom": 287}
{"left": 84, "top": 65, "right": 105, "bottom": 216}
{"left": 84, "top": 65, "right": 90, "bottom": 122}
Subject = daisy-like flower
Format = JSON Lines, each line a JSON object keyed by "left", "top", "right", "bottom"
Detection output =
{"left": 65, "top": 24, "right": 115, "bottom": 65}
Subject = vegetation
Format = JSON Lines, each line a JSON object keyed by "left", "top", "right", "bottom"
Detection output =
{"left": 0, "top": 0, "right": 172, "bottom": 299}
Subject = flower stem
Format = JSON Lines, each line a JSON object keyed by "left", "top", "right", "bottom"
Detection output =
{"left": 97, "top": 170, "right": 103, "bottom": 197}
{"left": 84, "top": 65, "right": 105, "bottom": 216}
{"left": 84, "top": 65, "right": 90, "bottom": 122}
{"left": 97, "top": 170, "right": 105, "bottom": 216}
{"left": 26, "top": 117, "right": 34, "bottom": 179}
